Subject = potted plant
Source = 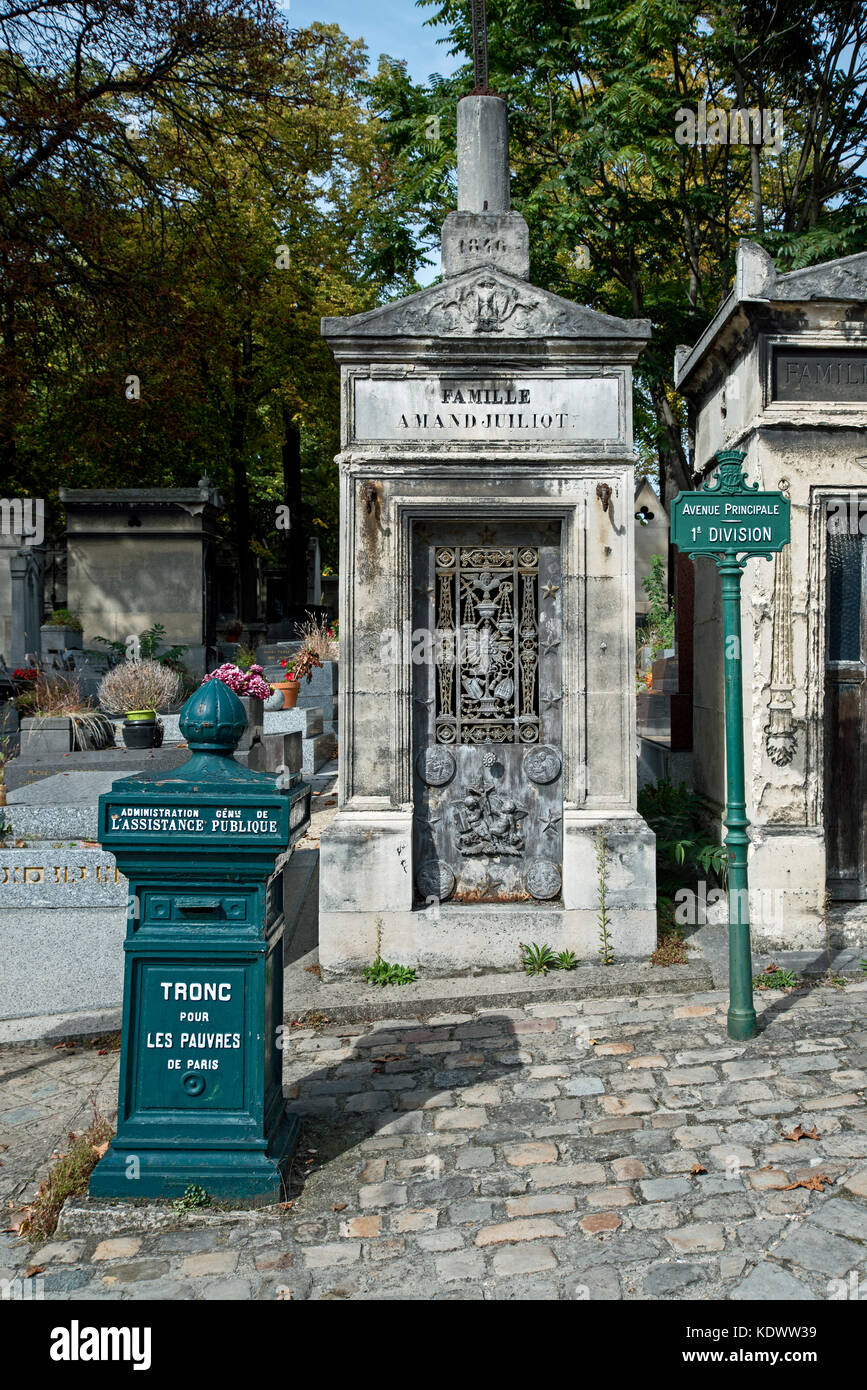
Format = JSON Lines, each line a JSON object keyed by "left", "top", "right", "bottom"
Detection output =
{"left": 97, "top": 659, "right": 182, "bottom": 749}
{"left": 272, "top": 646, "right": 323, "bottom": 709}
{"left": 20, "top": 673, "right": 116, "bottom": 754}
{"left": 202, "top": 662, "right": 270, "bottom": 731}
{"left": 41, "top": 608, "right": 83, "bottom": 651}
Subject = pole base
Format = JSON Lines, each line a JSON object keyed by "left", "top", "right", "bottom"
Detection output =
{"left": 727, "top": 1007, "right": 757, "bottom": 1041}
{"left": 89, "top": 1109, "right": 300, "bottom": 1204}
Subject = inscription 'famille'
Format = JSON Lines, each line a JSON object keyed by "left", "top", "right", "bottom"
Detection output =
{"left": 397, "top": 383, "right": 569, "bottom": 432}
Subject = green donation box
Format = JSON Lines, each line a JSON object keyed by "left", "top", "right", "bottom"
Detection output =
{"left": 89, "top": 679, "right": 311, "bottom": 1202}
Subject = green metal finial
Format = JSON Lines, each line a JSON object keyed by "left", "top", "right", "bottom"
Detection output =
{"left": 179, "top": 679, "right": 247, "bottom": 755}
{"left": 703, "top": 448, "right": 760, "bottom": 497}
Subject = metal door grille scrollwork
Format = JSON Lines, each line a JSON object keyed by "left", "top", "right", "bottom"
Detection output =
{"left": 434, "top": 544, "right": 540, "bottom": 745}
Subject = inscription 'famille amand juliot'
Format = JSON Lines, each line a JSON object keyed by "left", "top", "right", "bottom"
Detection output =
{"left": 352, "top": 375, "right": 621, "bottom": 442}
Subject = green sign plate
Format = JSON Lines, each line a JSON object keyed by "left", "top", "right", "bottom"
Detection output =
{"left": 670, "top": 455, "right": 790, "bottom": 557}
{"left": 104, "top": 800, "right": 285, "bottom": 841}
{"left": 134, "top": 962, "right": 247, "bottom": 1112}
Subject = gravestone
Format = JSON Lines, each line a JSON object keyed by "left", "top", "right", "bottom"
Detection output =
{"left": 306, "top": 538, "right": 322, "bottom": 605}
{"left": 9, "top": 546, "right": 44, "bottom": 668}
{"left": 318, "top": 87, "right": 657, "bottom": 976}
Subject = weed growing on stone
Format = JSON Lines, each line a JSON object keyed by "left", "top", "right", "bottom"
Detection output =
{"left": 362, "top": 959, "right": 418, "bottom": 986}
{"left": 520, "top": 942, "right": 558, "bottom": 975}
{"left": 596, "top": 827, "right": 614, "bottom": 965}
{"left": 555, "top": 949, "right": 578, "bottom": 970}
{"left": 172, "top": 1184, "right": 210, "bottom": 1215}
{"left": 363, "top": 916, "right": 418, "bottom": 985}
{"left": 19, "top": 1093, "right": 113, "bottom": 1243}
{"left": 818, "top": 971, "right": 849, "bottom": 989}
{"left": 753, "top": 965, "right": 798, "bottom": 990}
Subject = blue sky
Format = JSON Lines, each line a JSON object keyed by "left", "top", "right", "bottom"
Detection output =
{"left": 282, "top": 1, "right": 460, "bottom": 84}
{"left": 284, "top": 1, "right": 460, "bottom": 282}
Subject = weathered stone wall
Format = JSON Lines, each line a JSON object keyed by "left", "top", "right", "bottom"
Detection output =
{"left": 678, "top": 240, "right": 867, "bottom": 946}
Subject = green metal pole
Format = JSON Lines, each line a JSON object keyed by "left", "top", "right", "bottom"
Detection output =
{"left": 718, "top": 557, "right": 756, "bottom": 1040}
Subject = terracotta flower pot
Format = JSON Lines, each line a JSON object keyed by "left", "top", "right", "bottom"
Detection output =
{"left": 270, "top": 680, "right": 300, "bottom": 709}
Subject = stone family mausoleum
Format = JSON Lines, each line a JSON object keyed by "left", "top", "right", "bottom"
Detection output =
{"left": 676, "top": 241, "right": 867, "bottom": 948}
{"left": 318, "top": 93, "right": 657, "bottom": 975}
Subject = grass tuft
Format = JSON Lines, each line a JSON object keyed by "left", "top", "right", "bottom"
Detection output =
{"left": 19, "top": 1095, "right": 113, "bottom": 1244}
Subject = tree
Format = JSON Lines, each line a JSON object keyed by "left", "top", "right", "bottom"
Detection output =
{"left": 368, "top": 0, "right": 867, "bottom": 499}
{"left": 1, "top": 7, "right": 422, "bottom": 619}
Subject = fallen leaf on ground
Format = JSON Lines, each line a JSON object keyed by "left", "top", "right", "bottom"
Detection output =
{"left": 690, "top": 1164, "right": 707, "bottom": 1175}
{"left": 780, "top": 1173, "right": 832, "bottom": 1192}
{"left": 332, "top": 1203, "right": 347, "bottom": 1212}
{"left": 781, "top": 1125, "right": 819, "bottom": 1142}
{"left": 278, "top": 1200, "right": 294, "bottom": 1210}
{"left": 24, "top": 1266, "right": 43, "bottom": 1278}
{"left": 92, "top": 1141, "right": 109, "bottom": 1158}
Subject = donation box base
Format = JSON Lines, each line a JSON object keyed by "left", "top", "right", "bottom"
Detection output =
{"left": 89, "top": 1109, "right": 300, "bottom": 1204}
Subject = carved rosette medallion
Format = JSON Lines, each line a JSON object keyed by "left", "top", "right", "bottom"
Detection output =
{"left": 416, "top": 747, "right": 457, "bottom": 787}
{"left": 523, "top": 746, "right": 562, "bottom": 784}
{"left": 525, "top": 860, "right": 562, "bottom": 900}
{"left": 416, "top": 859, "right": 455, "bottom": 902}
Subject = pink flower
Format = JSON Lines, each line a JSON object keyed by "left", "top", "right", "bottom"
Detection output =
{"left": 203, "top": 663, "right": 270, "bottom": 700}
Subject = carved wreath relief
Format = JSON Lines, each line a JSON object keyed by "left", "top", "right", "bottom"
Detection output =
{"left": 429, "top": 278, "right": 540, "bottom": 335}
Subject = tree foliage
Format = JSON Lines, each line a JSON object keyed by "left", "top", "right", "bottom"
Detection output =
{"left": 0, "top": 3, "right": 422, "bottom": 613}
{"left": 368, "top": 1, "right": 867, "bottom": 497}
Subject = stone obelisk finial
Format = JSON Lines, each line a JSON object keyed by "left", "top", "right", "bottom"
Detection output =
{"left": 457, "top": 0, "right": 509, "bottom": 214}
{"left": 441, "top": 0, "right": 529, "bottom": 276}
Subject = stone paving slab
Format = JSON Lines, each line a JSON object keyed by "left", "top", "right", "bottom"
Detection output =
{"left": 6, "top": 770, "right": 145, "bottom": 841}
{"left": 2, "top": 980, "right": 867, "bottom": 1300}
{"left": 284, "top": 960, "right": 714, "bottom": 1025}
{"left": 4, "top": 748, "right": 191, "bottom": 792}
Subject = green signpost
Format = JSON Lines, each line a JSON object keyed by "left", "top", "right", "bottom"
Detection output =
{"left": 670, "top": 449, "right": 791, "bottom": 1041}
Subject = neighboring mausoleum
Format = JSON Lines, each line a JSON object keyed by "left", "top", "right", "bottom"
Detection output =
{"left": 59, "top": 481, "right": 222, "bottom": 679}
{"left": 676, "top": 239, "right": 867, "bottom": 947}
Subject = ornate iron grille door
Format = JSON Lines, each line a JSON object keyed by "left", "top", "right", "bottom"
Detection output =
{"left": 412, "top": 521, "right": 563, "bottom": 904}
